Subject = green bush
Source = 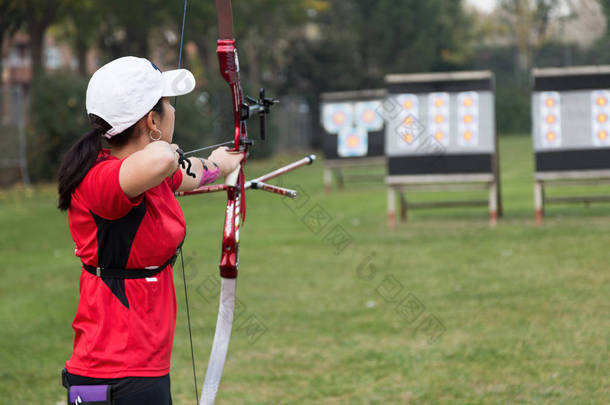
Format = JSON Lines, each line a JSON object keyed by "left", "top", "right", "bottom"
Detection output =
{"left": 495, "top": 80, "right": 531, "bottom": 135}
{"left": 27, "top": 71, "right": 89, "bottom": 182}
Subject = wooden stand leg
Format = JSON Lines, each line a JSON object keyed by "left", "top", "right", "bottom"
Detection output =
{"left": 534, "top": 181, "right": 544, "bottom": 225}
{"left": 388, "top": 187, "right": 396, "bottom": 229}
{"left": 489, "top": 181, "right": 498, "bottom": 227}
{"left": 399, "top": 189, "right": 408, "bottom": 222}
{"left": 335, "top": 168, "right": 345, "bottom": 190}
{"left": 324, "top": 168, "right": 332, "bottom": 194}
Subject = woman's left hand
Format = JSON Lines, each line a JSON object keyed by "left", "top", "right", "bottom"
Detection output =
{"left": 207, "top": 147, "right": 245, "bottom": 178}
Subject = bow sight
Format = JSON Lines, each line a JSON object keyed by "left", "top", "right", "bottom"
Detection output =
{"left": 241, "top": 88, "right": 279, "bottom": 141}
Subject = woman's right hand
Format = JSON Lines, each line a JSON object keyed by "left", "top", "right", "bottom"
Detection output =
{"left": 207, "top": 147, "right": 245, "bottom": 178}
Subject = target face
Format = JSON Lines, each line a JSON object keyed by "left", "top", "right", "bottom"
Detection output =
{"left": 395, "top": 94, "right": 422, "bottom": 149}
{"left": 540, "top": 91, "right": 562, "bottom": 148}
{"left": 428, "top": 92, "right": 450, "bottom": 147}
{"left": 322, "top": 103, "right": 353, "bottom": 134}
{"left": 338, "top": 126, "right": 368, "bottom": 157}
{"left": 354, "top": 101, "right": 383, "bottom": 132}
{"left": 458, "top": 92, "right": 479, "bottom": 147}
{"left": 592, "top": 90, "right": 610, "bottom": 147}
{"left": 397, "top": 94, "right": 419, "bottom": 112}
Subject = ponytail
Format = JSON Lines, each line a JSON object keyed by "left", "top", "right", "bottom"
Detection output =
{"left": 57, "top": 115, "right": 111, "bottom": 210}
{"left": 57, "top": 99, "right": 165, "bottom": 210}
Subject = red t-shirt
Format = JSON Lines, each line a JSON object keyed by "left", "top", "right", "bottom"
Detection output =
{"left": 65, "top": 150, "right": 185, "bottom": 378}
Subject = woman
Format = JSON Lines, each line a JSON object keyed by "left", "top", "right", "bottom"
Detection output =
{"left": 57, "top": 56, "right": 243, "bottom": 405}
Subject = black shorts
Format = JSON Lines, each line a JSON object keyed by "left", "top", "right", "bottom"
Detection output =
{"left": 63, "top": 370, "right": 172, "bottom": 405}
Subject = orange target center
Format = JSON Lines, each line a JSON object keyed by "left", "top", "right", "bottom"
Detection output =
{"left": 598, "top": 114, "right": 608, "bottom": 123}
{"left": 333, "top": 113, "right": 346, "bottom": 125}
{"left": 464, "top": 115, "right": 473, "bottom": 124}
{"left": 434, "top": 132, "right": 444, "bottom": 141}
{"left": 598, "top": 130, "right": 608, "bottom": 140}
{"left": 545, "top": 98, "right": 556, "bottom": 107}
{"left": 404, "top": 133, "right": 414, "bottom": 143}
{"left": 347, "top": 135, "right": 360, "bottom": 148}
{"left": 363, "top": 110, "right": 376, "bottom": 123}
{"left": 403, "top": 101, "right": 413, "bottom": 109}
{"left": 463, "top": 98, "right": 473, "bottom": 107}
{"left": 546, "top": 132, "right": 557, "bottom": 141}
{"left": 545, "top": 115, "right": 556, "bottom": 124}
{"left": 464, "top": 131, "right": 473, "bottom": 140}
{"left": 434, "top": 115, "right": 444, "bottom": 124}
{"left": 597, "top": 97, "right": 607, "bottom": 106}
{"left": 434, "top": 99, "right": 444, "bottom": 107}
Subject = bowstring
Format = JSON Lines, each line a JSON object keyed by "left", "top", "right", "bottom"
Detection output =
{"left": 175, "top": 0, "right": 200, "bottom": 403}
{"left": 184, "top": 140, "right": 235, "bottom": 156}
{"left": 179, "top": 244, "right": 199, "bottom": 405}
{"left": 174, "top": 0, "right": 189, "bottom": 108}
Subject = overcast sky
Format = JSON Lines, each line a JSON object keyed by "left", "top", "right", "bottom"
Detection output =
{"left": 465, "top": 0, "right": 574, "bottom": 17}
{"left": 465, "top": 0, "right": 497, "bottom": 13}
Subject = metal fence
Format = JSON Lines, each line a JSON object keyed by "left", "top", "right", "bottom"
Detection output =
{"left": 0, "top": 85, "right": 29, "bottom": 186}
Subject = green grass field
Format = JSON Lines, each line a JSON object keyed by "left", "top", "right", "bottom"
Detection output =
{"left": 1, "top": 135, "right": 608, "bottom": 404}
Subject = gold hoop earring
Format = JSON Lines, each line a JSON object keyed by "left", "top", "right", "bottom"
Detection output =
{"left": 149, "top": 129, "right": 162, "bottom": 141}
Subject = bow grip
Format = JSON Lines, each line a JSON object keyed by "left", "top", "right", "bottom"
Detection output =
{"left": 225, "top": 165, "right": 240, "bottom": 187}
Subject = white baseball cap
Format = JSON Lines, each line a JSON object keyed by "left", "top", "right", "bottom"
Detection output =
{"left": 86, "top": 56, "right": 196, "bottom": 138}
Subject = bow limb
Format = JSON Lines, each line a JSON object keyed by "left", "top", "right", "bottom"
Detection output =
{"left": 200, "top": 277, "right": 236, "bottom": 405}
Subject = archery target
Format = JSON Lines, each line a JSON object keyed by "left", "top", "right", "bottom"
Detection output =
{"left": 539, "top": 91, "right": 562, "bottom": 148}
{"left": 338, "top": 126, "right": 368, "bottom": 157}
{"left": 591, "top": 90, "right": 610, "bottom": 147}
{"left": 396, "top": 94, "right": 421, "bottom": 149}
{"left": 457, "top": 92, "right": 479, "bottom": 147}
{"left": 428, "top": 92, "right": 450, "bottom": 147}
{"left": 354, "top": 101, "right": 383, "bottom": 132}
{"left": 322, "top": 103, "right": 353, "bottom": 134}
{"left": 398, "top": 94, "right": 419, "bottom": 113}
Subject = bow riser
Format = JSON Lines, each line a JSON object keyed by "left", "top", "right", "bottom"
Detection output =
{"left": 217, "top": 39, "right": 247, "bottom": 153}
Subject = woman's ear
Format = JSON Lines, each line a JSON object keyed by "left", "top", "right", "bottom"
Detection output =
{"left": 145, "top": 111, "right": 157, "bottom": 131}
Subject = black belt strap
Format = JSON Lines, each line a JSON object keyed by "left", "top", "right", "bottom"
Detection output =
{"left": 82, "top": 249, "right": 180, "bottom": 279}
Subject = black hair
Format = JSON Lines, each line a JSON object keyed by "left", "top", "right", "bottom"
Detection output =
{"left": 57, "top": 98, "right": 165, "bottom": 210}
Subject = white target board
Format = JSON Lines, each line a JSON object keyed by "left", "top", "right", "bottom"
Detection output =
{"left": 591, "top": 90, "right": 610, "bottom": 147}
{"left": 457, "top": 91, "right": 479, "bottom": 147}
{"left": 395, "top": 94, "right": 421, "bottom": 150}
{"left": 322, "top": 103, "right": 353, "bottom": 135}
{"left": 320, "top": 89, "right": 387, "bottom": 160}
{"left": 338, "top": 126, "right": 368, "bottom": 157}
{"left": 428, "top": 92, "right": 450, "bottom": 147}
{"left": 354, "top": 101, "right": 383, "bottom": 132}
{"left": 539, "top": 91, "right": 562, "bottom": 148}
{"left": 532, "top": 66, "right": 610, "bottom": 173}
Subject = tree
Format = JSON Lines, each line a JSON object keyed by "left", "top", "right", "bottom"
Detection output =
{"left": 57, "top": 0, "right": 103, "bottom": 76}
{"left": 283, "top": 0, "right": 475, "bottom": 146}
{"left": 589, "top": 0, "right": 610, "bottom": 63}
{"left": 285, "top": 0, "right": 474, "bottom": 93}
{"left": 498, "top": 0, "right": 563, "bottom": 81}
{"left": 0, "top": 0, "right": 25, "bottom": 79}
{"left": 19, "top": 0, "right": 70, "bottom": 82}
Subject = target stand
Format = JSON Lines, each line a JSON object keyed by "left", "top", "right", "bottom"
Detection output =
{"left": 320, "top": 89, "right": 387, "bottom": 192}
{"left": 384, "top": 71, "right": 502, "bottom": 227}
{"left": 532, "top": 66, "right": 610, "bottom": 223}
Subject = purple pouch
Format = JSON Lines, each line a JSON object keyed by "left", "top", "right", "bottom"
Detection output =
{"left": 68, "top": 384, "right": 112, "bottom": 404}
